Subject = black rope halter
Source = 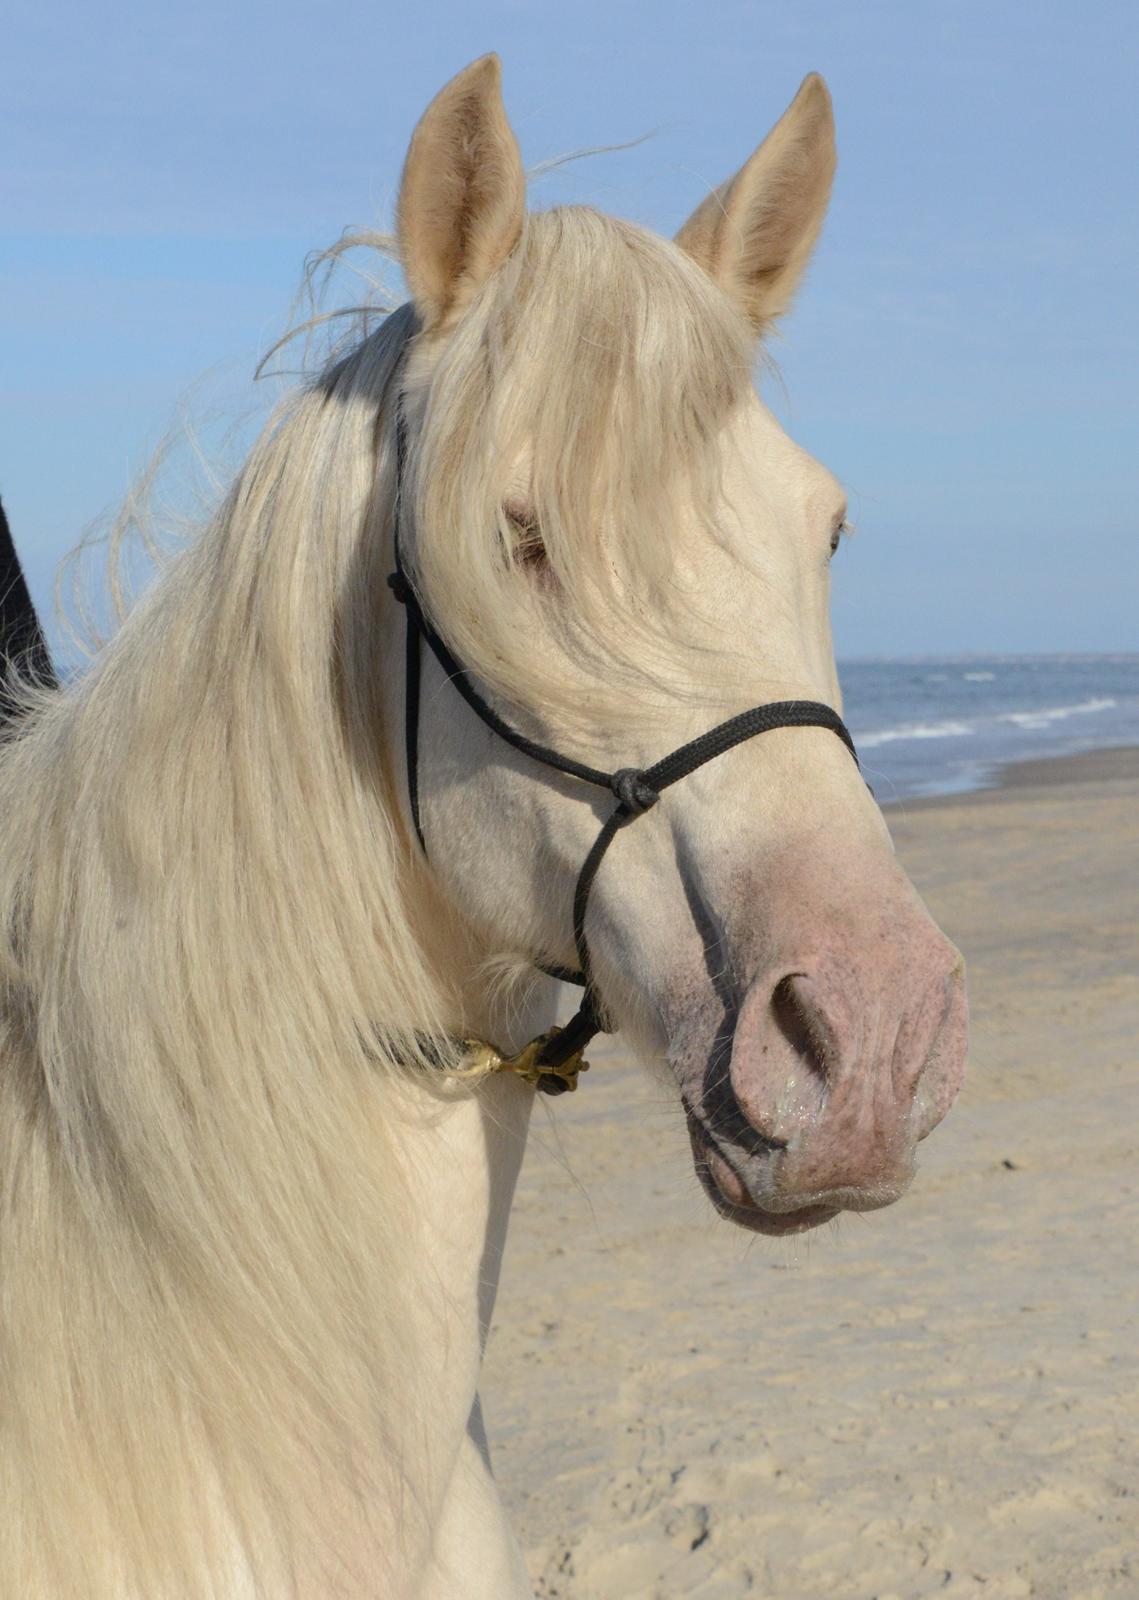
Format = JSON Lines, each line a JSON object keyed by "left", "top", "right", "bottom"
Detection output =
{"left": 387, "top": 405, "right": 860, "bottom": 1094}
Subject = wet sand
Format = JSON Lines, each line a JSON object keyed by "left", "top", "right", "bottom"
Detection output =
{"left": 482, "top": 747, "right": 1139, "bottom": 1599}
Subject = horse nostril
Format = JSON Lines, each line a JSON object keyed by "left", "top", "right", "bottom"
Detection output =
{"left": 770, "top": 974, "right": 831, "bottom": 1086}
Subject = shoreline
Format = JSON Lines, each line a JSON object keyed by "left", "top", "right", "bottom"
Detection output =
{"left": 882, "top": 741, "right": 1139, "bottom": 811}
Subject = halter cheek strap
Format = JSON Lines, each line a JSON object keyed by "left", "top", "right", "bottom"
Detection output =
{"left": 387, "top": 413, "right": 860, "bottom": 1095}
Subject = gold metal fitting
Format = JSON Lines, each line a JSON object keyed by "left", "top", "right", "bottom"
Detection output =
{"left": 458, "top": 1027, "right": 590, "bottom": 1094}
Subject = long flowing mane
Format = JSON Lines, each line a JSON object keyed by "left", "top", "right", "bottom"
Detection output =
{"left": 0, "top": 207, "right": 750, "bottom": 1594}
{"left": 0, "top": 296, "right": 441, "bottom": 1595}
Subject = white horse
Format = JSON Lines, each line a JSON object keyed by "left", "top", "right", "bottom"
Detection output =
{"left": 0, "top": 55, "right": 967, "bottom": 1598}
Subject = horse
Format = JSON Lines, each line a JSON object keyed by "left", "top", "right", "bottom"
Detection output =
{"left": 0, "top": 55, "right": 968, "bottom": 1599}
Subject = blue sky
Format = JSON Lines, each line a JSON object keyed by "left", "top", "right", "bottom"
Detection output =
{"left": 3, "top": 0, "right": 1137, "bottom": 659}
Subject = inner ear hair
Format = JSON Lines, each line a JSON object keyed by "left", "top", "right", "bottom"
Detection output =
{"left": 397, "top": 54, "right": 527, "bottom": 331}
{"left": 676, "top": 74, "right": 836, "bottom": 334}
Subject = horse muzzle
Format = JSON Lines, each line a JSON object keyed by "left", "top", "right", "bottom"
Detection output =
{"left": 676, "top": 900, "right": 968, "bottom": 1235}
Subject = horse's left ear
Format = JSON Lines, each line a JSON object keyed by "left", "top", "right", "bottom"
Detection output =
{"left": 676, "top": 74, "right": 836, "bottom": 335}
{"left": 398, "top": 54, "right": 526, "bottom": 332}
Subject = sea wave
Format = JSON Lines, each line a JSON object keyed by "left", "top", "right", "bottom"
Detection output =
{"left": 999, "top": 697, "right": 1116, "bottom": 731}
{"left": 856, "top": 697, "right": 1119, "bottom": 750}
{"left": 856, "top": 719, "right": 973, "bottom": 749}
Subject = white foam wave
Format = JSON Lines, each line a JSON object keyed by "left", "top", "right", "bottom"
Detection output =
{"left": 857, "top": 697, "right": 1119, "bottom": 750}
{"left": 999, "top": 697, "right": 1116, "bottom": 732}
{"left": 856, "top": 719, "right": 973, "bottom": 749}
{"left": 963, "top": 671, "right": 995, "bottom": 681}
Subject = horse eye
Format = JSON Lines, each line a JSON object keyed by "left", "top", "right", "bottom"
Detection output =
{"left": 829, "top": 520, "right": 847, "bottom": 558}
{"left": 504, "top": 502, "right": 546, "bottom": 570}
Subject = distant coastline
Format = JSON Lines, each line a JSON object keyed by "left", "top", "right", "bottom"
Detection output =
{"left": 840, "top": 653, "right": 1139, "bottom": 803}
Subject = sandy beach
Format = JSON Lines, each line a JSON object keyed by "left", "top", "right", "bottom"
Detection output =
{"left": 482, "top": 747, "right": 1139, "bottom": 1600}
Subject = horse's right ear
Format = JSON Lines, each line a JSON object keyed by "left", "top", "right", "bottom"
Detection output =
{"left": 398, "top": 54, "right": 526, "bottom": 333}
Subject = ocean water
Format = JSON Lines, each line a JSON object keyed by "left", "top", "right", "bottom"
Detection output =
{"left": 837, "top": 655, "right": 1139, "bottom": 802}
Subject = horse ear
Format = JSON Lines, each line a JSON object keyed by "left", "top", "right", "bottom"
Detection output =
{"left": 676, "top": 74, "right": 836, "bottom": 335}
{"left": 397, "top": 54, "right": 526, "bottom": 332}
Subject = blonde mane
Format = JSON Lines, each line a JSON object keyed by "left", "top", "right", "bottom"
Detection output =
{"left": 0, "top": 206, "right": 752, "bottom": 1595}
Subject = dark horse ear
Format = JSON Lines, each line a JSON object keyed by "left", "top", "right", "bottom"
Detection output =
{"left": 397, "top": 54, "right": 526, "bottom": 332}
{"left": 0, "top": 498, "right": 55, "bottom": 721}
{"left": 676, "top": 74, "right": 836, "bottom": 335}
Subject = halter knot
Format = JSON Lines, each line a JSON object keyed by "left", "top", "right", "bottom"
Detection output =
{"left": 387, "top": 570, "right": 412, "bottom": 605}
{"left": 610, "top": 768, "right": 659, "bottom": 816}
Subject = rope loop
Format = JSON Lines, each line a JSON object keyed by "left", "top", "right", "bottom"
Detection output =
{"left": 610, "top": 768, "right": 660, "bottom": 817}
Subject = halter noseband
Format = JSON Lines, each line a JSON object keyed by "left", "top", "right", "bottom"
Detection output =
{"left": 387, "top": 407, "right": 859, "bottom": 1095}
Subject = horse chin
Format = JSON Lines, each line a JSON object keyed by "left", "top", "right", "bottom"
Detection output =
{"left": 686, "top": 1115, "right": 840, "bottom": 1237}
{"left": 707, "top": 1188, "right": 840, "bottom": 1238}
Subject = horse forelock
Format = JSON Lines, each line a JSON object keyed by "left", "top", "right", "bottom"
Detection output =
{"left": 407, "top": 206, "right": 757, "bottom": 727}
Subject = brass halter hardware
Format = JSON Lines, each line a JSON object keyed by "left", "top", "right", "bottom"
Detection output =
{"left": 457, "top": 1028, "right": 590, "bottom": 1095}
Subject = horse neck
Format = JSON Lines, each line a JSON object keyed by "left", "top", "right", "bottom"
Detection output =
{"left": 398, "top": 1069, "right": 537, "bottom": 1357}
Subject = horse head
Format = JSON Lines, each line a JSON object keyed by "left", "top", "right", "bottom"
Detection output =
{"left": 388, "top": 54, "right": 967, "bottom": 1235}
